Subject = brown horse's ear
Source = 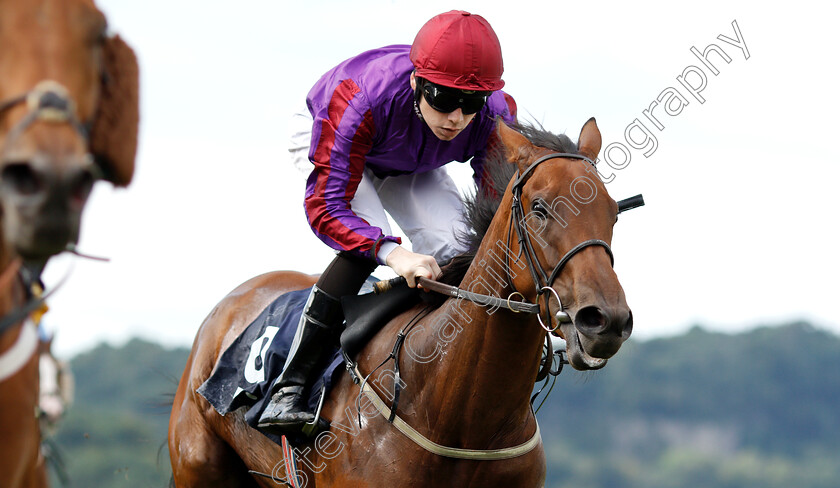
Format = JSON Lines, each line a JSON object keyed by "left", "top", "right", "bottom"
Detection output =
{"left": 577, "top": 117, "right": 602, "bottom": 162}
{"left": 495, "top": 118, "right": 535, "bottom": 171}
{"left": 89, "top": 34, "right": 139, "bottom": 187}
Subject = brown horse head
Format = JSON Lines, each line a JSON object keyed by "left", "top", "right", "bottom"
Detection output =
{"left": 0, "top": 0, "right": 139, "bottom": 264}
{"left": 497, "top": 119, "right": 632, "bottom": 370}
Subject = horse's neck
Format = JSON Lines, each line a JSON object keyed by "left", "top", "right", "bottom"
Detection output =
{"left": 410, "top": 208, "right": 544, "bottom": 440}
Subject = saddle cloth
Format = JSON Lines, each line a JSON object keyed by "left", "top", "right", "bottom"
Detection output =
{"left": 196, "top": 278, "right": 420, "bottom": 443}
{"left": 197, "top": 287, "right": 343, "bottom": 428}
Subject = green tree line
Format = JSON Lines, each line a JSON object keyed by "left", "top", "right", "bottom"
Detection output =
{"left": 48, "top": 321, "right": 839, "bottom": 487}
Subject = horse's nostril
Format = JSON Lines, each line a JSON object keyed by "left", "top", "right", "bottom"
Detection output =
{"left": 69, "top": 169, "right": 95, "bottom": 203}
{"left": 623, "top": 310, "right": 634, "bottom": 339}
{"left": 576, "top": 306, "right": 607, "bottom": 331}
{"left": 1, "top": 162, "right": 43, "bottom": 195}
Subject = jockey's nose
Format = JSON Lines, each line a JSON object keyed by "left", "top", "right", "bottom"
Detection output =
{"left": 447, "top": 107, "right": 465, "bottom": 123}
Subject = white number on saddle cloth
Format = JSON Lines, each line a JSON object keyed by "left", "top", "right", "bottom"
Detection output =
{"left": 243, "top": 326, "right": 279, "bottom": 384}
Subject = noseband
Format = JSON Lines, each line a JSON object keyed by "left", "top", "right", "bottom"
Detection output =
{"left": 0, "top": 80, "right": 93, "bottom": 161}
{"left": 508, "top": 152, "right": 614, "bottom": 331}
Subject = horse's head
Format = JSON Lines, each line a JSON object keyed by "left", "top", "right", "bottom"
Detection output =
{"left": 0, "top": 0, "right": 138, "bottom": 264}
{"left": 497, "top": 119, "right": 632, "bottom": 370}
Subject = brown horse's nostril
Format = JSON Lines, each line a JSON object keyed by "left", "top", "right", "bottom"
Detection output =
{"left": 2, "top": 162, "right": 43, "bottom": 196}
{"left": 623, "top": 310, "right": 634, "bottom": 339}
{"left": 69, "top": 168, "right": 96, "bottom": 204}
{"left": 575, "top": 306, "right": 607, "bottom": 333}
{"left": 575, "top": 306, "right": 634, "bottom": 339}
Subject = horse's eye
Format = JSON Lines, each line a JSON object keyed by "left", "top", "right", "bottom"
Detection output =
{"left": 531, "top": 199, "right": 548, "bottom": 218}
{"left": 89, "top": 16, "right": 108, "bottom": 46}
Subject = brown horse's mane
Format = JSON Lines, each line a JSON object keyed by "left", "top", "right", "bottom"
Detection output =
{"left": 434, "top": 122, "right": 580, "bottom": 294}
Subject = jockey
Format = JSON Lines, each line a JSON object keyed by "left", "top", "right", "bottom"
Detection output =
{"left": 258, "top": 10, "right": 517, "bottom": 435}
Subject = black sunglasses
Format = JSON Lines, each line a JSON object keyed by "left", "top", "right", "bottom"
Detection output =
{"left": 421, "top": 81, "right": 490, "bottom": 115}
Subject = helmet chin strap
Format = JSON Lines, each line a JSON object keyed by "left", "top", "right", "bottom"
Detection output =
{"left": 412, "top": 76, "right": 424, "bottom": 121}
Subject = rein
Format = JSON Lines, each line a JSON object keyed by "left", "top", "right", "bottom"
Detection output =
{"left": 373, "top": 275, "right": 541, "bottom": 314}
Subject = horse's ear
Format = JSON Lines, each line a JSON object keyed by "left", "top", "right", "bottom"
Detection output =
{"left": 495, "top": 118, "right": 535, "bottom": 169}
{"left": 90, "top": 34, "right": 139, "bottom": 187}
{"left": 577, "top": 117, "right": 602, "bottom": 162}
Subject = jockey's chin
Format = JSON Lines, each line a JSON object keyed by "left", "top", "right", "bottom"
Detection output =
{"left": 418, "top": 101, "right": 476, "bottom": 141}
{"left": 431, "top": 124, "right": 468, "bottom": 141}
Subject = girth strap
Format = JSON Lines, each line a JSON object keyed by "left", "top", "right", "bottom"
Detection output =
{"left": 355, "top": 365, "right": 541, "bottom": 460}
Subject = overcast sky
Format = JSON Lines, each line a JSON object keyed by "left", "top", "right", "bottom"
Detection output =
{"left": 40, "top": 0, "right": 839, "bottom": 357}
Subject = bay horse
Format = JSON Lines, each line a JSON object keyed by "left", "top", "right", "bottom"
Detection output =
{"left": 169, "top": 118, "right": 633, "bottom": 487}
{"left": 0, "top": 0, "right": 139, "bottom": 486}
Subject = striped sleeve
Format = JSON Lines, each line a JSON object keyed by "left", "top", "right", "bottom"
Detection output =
{"left": 304, "top": 79, "right": 401, "bottom": 260}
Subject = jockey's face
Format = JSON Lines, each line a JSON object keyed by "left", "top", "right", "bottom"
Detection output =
{"left": 411, "top": 74, "right": 476, "bottom": 141}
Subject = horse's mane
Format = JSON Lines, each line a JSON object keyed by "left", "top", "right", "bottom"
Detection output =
{"left": 433, "top": 122, "right": 579, "bottom": 294}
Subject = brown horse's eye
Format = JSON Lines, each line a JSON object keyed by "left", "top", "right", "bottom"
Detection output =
{"left": 531, "top": 199, "right": 549, "bottom": 218}
{"left": 88, "top": 14, "right": 108, "bottom": 46}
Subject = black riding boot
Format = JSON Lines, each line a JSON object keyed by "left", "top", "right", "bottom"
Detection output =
{"left": 257, "top": 285, "right": 342, "bottom": 435}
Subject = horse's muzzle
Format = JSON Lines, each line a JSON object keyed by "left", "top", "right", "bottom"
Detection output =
{"left": 573, "top": 305, "right": 633, "bottom": 359}
{"left": 0, "top": 153, "right": 96, "bottom": 261}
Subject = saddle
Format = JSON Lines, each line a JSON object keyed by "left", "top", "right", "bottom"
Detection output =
{"left": 340, "top": 280, "right": 420, "bottom": 358}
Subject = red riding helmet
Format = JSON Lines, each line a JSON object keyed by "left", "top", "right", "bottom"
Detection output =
{"left": 410, "top": 10, "right": 505, "bottom": 91}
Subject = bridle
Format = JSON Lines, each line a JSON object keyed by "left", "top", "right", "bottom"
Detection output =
{"left": 0, "top": 81, "right": 92, "bottom": 357}
{"left": 508, "top": 152, "right": 615, "bottom": 331}
{"left": 0, "top": 80, "right": 89, "bottom": 135}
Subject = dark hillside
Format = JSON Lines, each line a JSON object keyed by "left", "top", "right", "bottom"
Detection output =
{"left": 49, "top": 322, "right": 840, "bottom": 487}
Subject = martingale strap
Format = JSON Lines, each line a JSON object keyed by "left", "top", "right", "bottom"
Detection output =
{"left": 354, "top": 365, "right": 541, "bottom": 460}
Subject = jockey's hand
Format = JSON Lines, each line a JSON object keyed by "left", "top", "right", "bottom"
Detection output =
{"left": 385, "top": 246, "right": 441, "bottom": 288}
